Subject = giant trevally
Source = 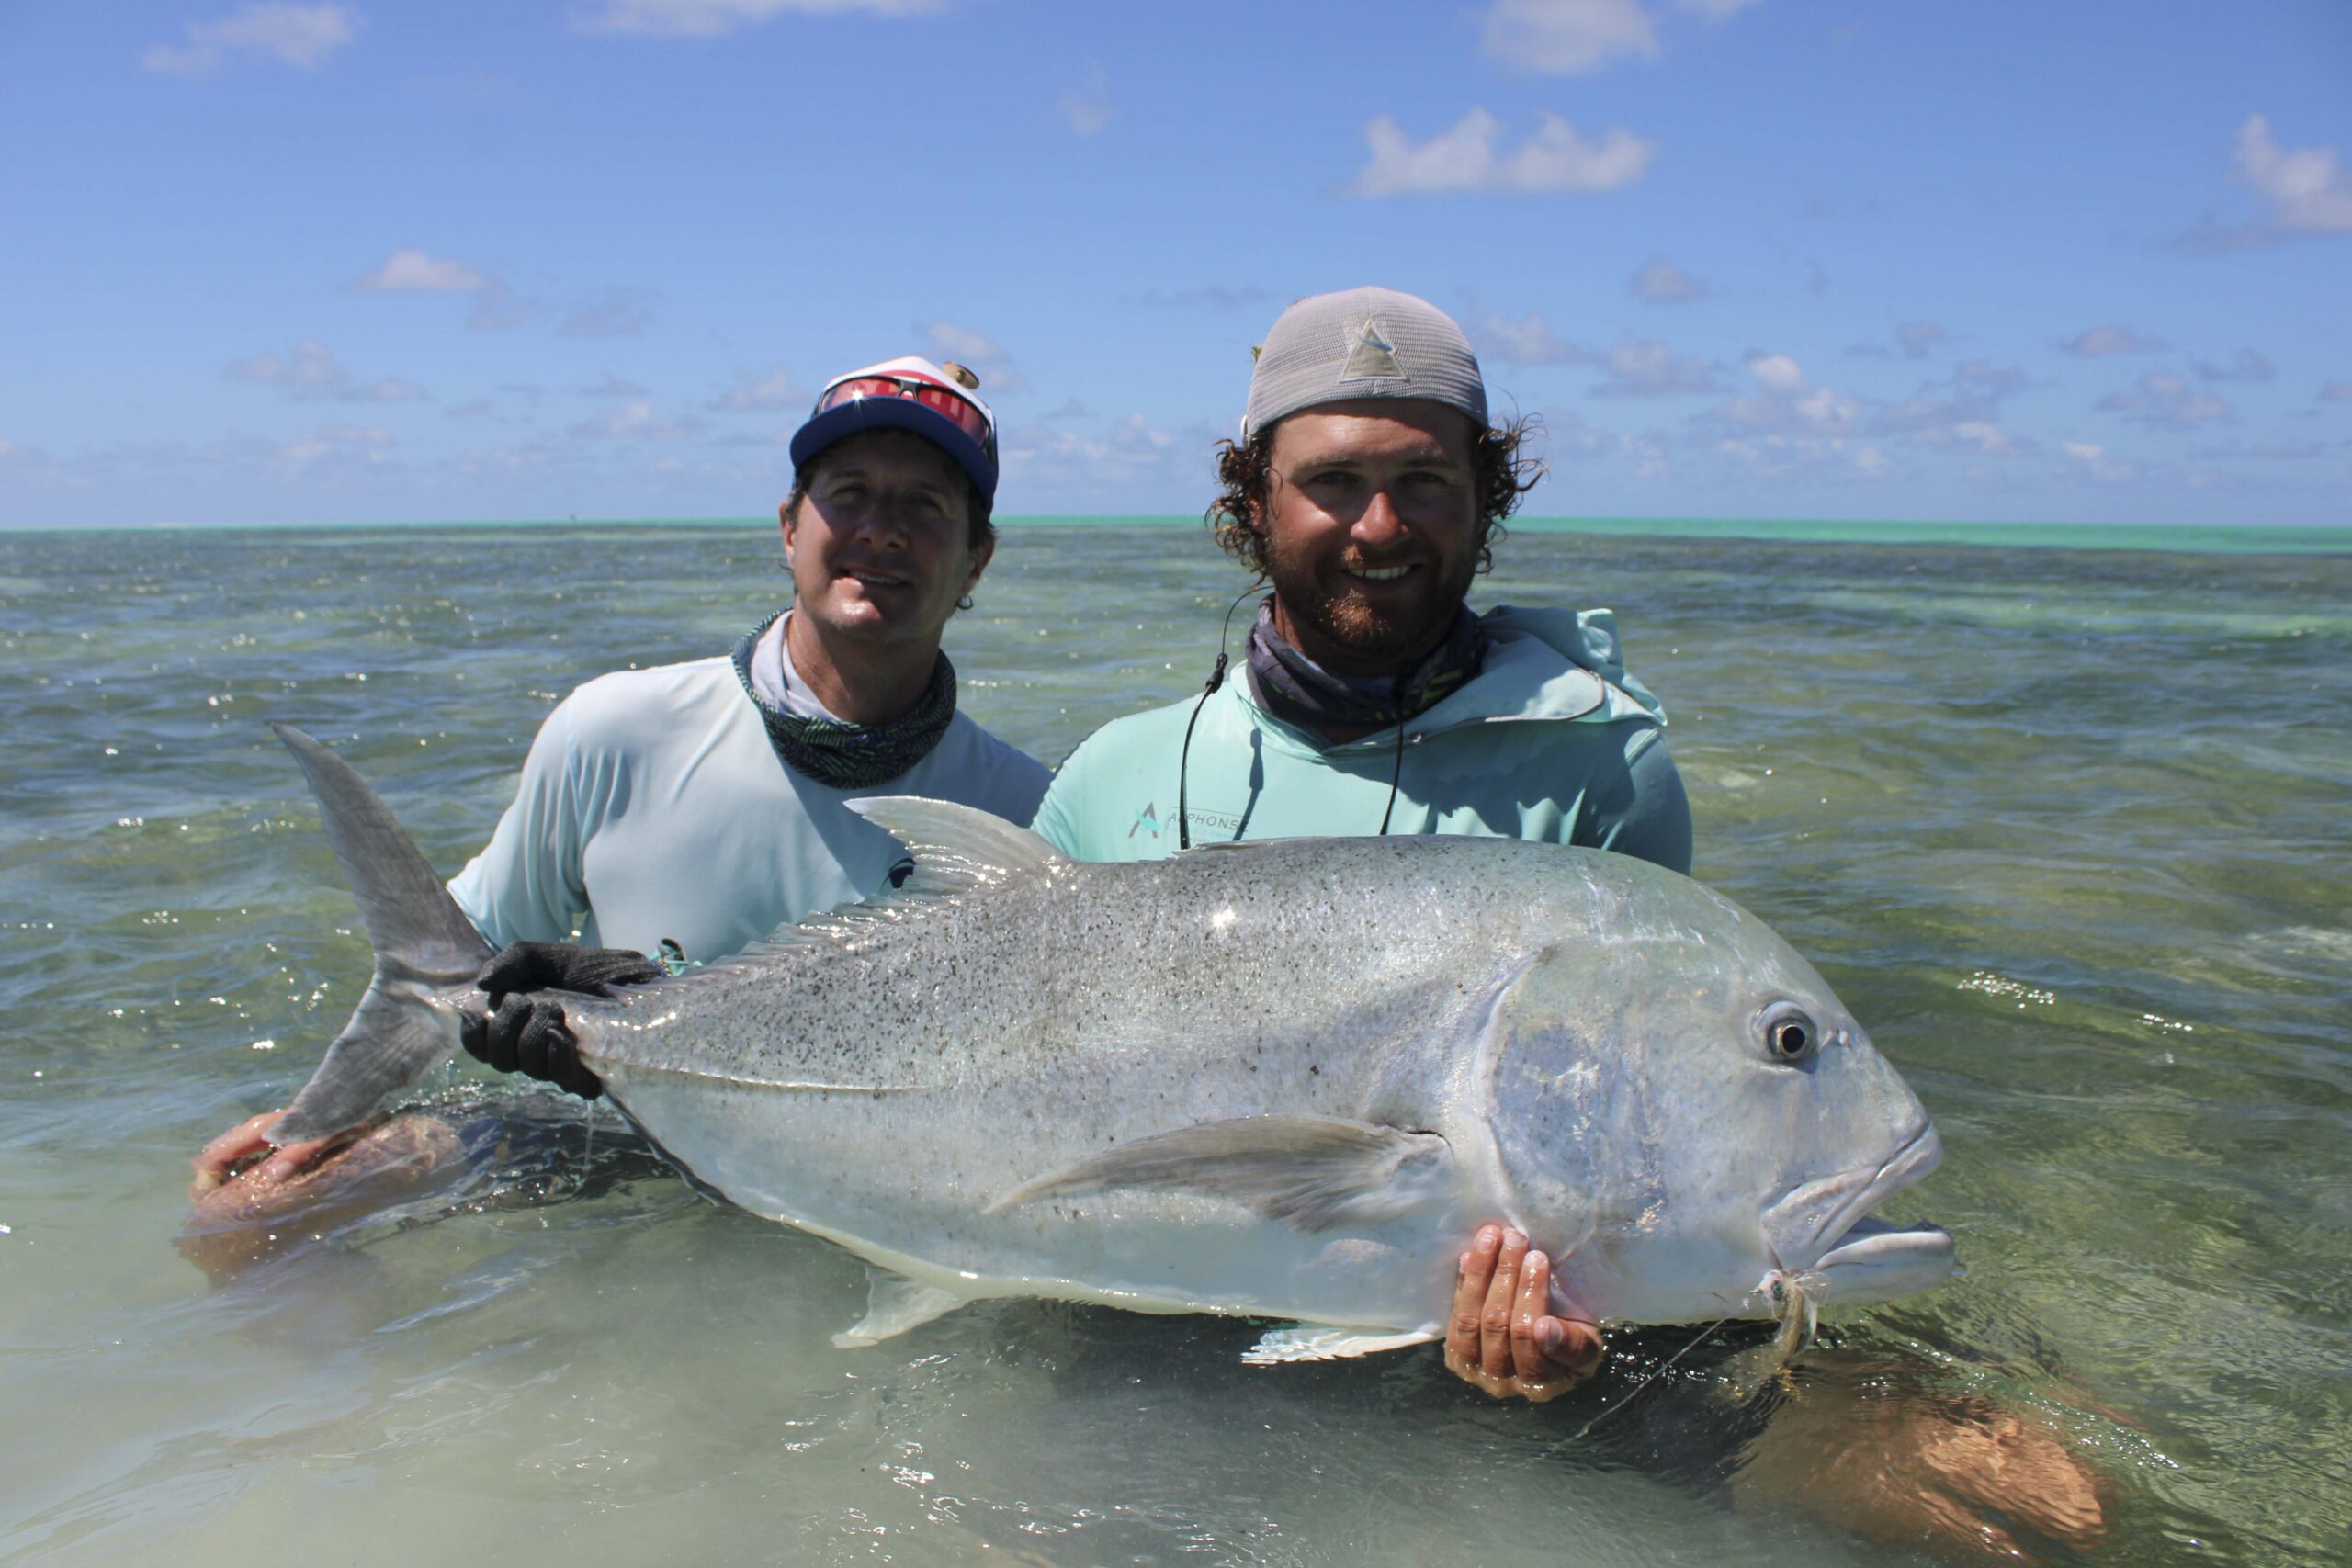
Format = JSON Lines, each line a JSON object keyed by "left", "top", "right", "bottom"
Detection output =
{"left": 264, "top": 724, "right": 1954, "bottom": 1359}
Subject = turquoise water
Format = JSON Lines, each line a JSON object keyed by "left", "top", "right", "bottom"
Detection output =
{"left": 2, "top": 524, "right": 2346, "bottom": 1565}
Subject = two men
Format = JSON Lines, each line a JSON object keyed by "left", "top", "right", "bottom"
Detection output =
{"left": 192, "top": 354, "right": 1046, "bottom": 1192}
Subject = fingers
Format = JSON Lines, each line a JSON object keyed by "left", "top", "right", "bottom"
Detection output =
{"left": 1442, "top": 1223, "right": 1607, "bottom": 1404}
{"left": 190, "top": 1111, "right": 280, "bottom": 1197}
{"left": 1447, "top": 1223, "right": 1501, "bottom": 1373}
{"left": 254, "top": 1130, "right": 345, "bottom": 1184}
{"left": 1481, "top": 1229, "right": 1529, "bottom": 1380}
{"left": 477, "top": 941, "right": 566, "bottom": 1002}
{"left": 1510, "top": 1247, "right": 1554, "bottom": 1385}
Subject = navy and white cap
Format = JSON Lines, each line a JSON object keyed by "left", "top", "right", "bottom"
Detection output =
{"left": 1241, "top": 287, "right": 1489, "bottom": 441}
{"left": 789, "top": 355, "right": 1000, "bottom": 502}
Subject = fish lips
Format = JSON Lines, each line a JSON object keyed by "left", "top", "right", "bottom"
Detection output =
{"left": 1762, "top": 1121, "right": 1952, "bottom": 1285}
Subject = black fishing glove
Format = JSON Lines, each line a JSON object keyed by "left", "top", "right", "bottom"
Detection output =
{"left": 457, "top": 941, "right": 666, "bottom": 1101}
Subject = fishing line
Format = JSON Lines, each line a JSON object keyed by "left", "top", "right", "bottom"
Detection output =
{"left": 1554, "top": 1314, "right": 1734, "bottom": 1447}
{"left": 1176, "top": 584, "right": 1261, "bottom": 850}
{"left": 1375, "top": 672, "right": 1408, "bottom": 836}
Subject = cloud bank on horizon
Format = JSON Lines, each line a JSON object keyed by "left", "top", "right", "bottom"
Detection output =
{"left": 4, "top": 0, "right": 2348, "bottom": 527}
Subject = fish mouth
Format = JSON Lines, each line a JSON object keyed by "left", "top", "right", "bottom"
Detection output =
{"left": 1763, "top": 1120, "right": 1945, "bottom": 1273}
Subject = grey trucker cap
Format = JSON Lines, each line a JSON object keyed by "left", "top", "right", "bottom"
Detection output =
{"left": 1240, "top": 286, "right": 1489, "bottom": 441}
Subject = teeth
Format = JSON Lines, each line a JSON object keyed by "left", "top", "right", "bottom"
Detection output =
{"left": 1351, "top": 565, "right": 1412, "bottom": 581}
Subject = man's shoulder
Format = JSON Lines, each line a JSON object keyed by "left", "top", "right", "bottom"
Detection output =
{"left": 924, "top": 713, "right": 1053, "bottom": 800}
{"left": 532, "top": 655, "right": 741, "bottom": 764}
{"left": 1051, "top": 695, "right": 1203, "bottom": 784}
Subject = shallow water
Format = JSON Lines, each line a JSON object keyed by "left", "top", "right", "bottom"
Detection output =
{"left": 2, "top": 523, "right": 2346, "bottom": 1566}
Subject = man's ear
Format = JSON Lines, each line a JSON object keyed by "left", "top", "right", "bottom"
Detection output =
{"left": 778, "top": 496, "right": 797, "bottom": 547}
{"left": 965, "top": 531, "right": 996, "bottom": 589}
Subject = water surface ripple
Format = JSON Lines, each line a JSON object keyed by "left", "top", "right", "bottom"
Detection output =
{"left": 2, "top": 525, "right": 2345, "bottom": 1566}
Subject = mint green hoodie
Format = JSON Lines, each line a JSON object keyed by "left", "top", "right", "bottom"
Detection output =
{"left": 1030, "top": 606, "right": 1691, "bottom": 871}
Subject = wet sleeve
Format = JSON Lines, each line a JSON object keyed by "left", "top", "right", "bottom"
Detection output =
{"left": 1583, "top": 725, "right": 1694, "bottom": 876}
{"left": 444, "top": 699, "right": 592, "bottom": 947}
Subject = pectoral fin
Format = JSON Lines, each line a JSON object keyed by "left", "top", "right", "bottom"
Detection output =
{"left": 988, "top": 1115, "right": 1453, "bottom": 1233}
{"left": 1241, "top": 1325, "right": 1441, "bottom": 1365}
{"left": 833, "top": 1269, "right": 968, "bottom": 1348}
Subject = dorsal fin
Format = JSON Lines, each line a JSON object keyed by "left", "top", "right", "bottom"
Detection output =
{"left": 843, "top": 796, "right": 1065, "bottom": 897}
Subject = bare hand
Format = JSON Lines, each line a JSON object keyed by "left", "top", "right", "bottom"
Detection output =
{"left": 1443, "top": 1224, "right": 1604, "bottom": 1402}
{"left": 188, "top": 1110, "right": 347, "bottom": 1200}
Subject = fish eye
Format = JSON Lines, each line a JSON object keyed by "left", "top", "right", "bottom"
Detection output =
{"left": 1757, "top": 1001, "right": 1820, "bottom": 1064}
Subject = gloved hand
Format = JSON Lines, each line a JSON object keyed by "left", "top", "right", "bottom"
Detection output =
{"left": 457, "top": 941, "right": 666, "bottom": 1101}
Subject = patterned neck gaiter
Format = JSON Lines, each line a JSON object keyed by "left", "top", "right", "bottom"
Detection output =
{"left": 729, "top": 612, "right": 957, "bottom": 790}
{"left": 1243, "top": 597, "right": 1488, "bottom": 736}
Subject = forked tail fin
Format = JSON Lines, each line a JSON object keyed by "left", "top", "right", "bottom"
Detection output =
{"left": 266, "top": 724, "right": 494, "bottom": 1144}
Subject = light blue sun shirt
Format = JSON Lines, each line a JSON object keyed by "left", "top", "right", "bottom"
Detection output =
{"left": 447, "top": 618, "right": 1051, "bottom": 961}
{"left": 1030, "top": 606, "right": 1691, "bottom": 871}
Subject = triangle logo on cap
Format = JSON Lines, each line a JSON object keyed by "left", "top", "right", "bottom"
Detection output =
{"left": 1340, "top": 317, "right": 1407, "bottom": 382}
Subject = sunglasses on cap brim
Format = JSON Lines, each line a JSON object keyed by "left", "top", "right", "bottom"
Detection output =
{"left": 811, "top": 373, "right": 995, "bottom": 457}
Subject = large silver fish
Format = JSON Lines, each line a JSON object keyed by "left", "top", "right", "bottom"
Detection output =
{"left": 268, "top": 725, "right": 1954, "bottom": 1360}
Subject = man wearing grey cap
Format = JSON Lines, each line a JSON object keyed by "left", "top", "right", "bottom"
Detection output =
{"left": 1030, "top": 287, "right": 1693, "bottom": 1399}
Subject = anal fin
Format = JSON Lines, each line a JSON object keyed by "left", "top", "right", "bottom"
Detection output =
{"left": 832, "top": 1268, "right": 969, "bottom": 1348}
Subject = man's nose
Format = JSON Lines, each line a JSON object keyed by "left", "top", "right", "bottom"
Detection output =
{"left": 1351, "top": 486, "right": 1408, "bottom": 547}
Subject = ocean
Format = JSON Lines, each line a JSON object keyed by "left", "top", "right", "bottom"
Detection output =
{"left": 2, "top": 520, "right": 2346, "bottom": 1565}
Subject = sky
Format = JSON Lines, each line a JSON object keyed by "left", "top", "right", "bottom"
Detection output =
{"left": 3, "top": 0, "right": 2348, "bottom": 528}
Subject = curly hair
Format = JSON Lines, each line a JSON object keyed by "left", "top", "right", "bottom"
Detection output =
{"left": 1204, "top": 413, "right": 1544, "bottom": 578}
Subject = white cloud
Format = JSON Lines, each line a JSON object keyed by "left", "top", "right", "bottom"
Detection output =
{"left": 1896, "top": 321, "right": 1947, "bottom": 359}
{"left": 1628, "top": 254, "right": 1707, "bottom": 303}
{"left": 918, "top": 321, "right": 1027, "bottom": 392}
{"left": 1478, "top": 0, "right": 1760, "bottom": 75}
{"left": 577, "top": 372, "right": 650, "bottom": 399}
{"left": 2096, "top": 372, "right": 2233, "bottom": 429}
{"left": 2233, "top": 115, "right": 2352, "bottom": 237}
{"left": 576, "top": 0, "right": 946, "bottom": 38}
{"left": 2192, "top": 348, "right": 2276, "bottom": 385}
{"left": 359, "top": 248, "right": 490, "bottom": 292}
{"left": 2061, "top": 441, "right": 2137, "bottom": 482}
{"left": 559, "top": 290, "right": 654, "bottom": 339}
{"left": 226, "top": 340, "right": 425, "bottom": 403}
{"left": 1058, "top": 62, "right": 1113, "bottom": 137}
{"left": 920, "top": 321, "right": 1008, "bottom": 367}
{"left": 277, "top": 423, "right": 394, "bottom": 468}
{"left": 1588, "top": 338, "right": 1722, "bottom": 397}
{"left": 711, "top": 367, "right": 805, "bottom": 412}
{"left": 569, "top": 400, "right": 704, "bottom": 441}
{"left": 1480, "top": 0, "right": 1657, "bottom": 74}
{"left": 1349, "top": 109, "right": 1654, "bottom": 197}
{"left": 2322, "top": 381, "right": 2352, "bottom": 404}
{"left": 1702, "top": 353, "right": 1857, "bottom": 437}
{"left": 1476, "top": 310, "right": 1586, "bottom": 366}
{"left": 2062, "top": 324, "right": 2165, "bottom": 357}
{"left": 1472, "top": 311, "right": 1722, "bottom": 395}
{"left": 142, "top": 4, "right": 361, "bottom": 75}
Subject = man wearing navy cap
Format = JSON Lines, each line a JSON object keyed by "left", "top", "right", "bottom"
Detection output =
{"left": 193, "top": 354, "right": 1048, "bottom": 1191}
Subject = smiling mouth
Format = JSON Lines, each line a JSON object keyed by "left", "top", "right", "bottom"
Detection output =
{"left": 845, "top": 568, "right": 912, "bottom": 590}
{"left": 1342, "top": 563, "right": 1418, "bottom": 583}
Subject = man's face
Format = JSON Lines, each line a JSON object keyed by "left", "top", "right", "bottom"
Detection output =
{"left": 1256, "top": 399, "right": 1481, "bottom": 676}
{"left": 781, "top": 430, "right": 990, "bottom": 649}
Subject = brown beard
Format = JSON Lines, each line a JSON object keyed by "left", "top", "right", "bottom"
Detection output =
{"left": 1262, "top": 532, "right": 1482, "bottom": 674}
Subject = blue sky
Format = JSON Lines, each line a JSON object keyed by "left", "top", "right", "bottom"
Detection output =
{"left": 4, "top": 0, "right": 2348, "bottom": 527}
